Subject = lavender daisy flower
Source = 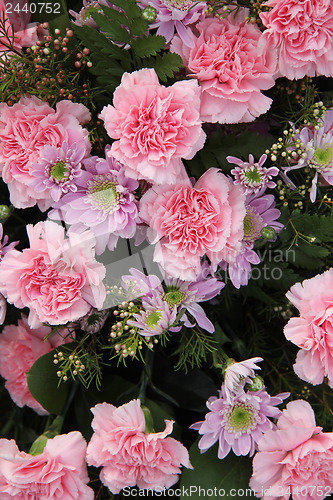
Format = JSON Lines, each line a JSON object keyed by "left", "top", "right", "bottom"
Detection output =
{"left": 127, "top": 291, "right": 178, "bottom": 337}
{"left": 69, "top": 0, "right": 113, "bottom": 28}
{"left": 227, "top": 154, "right": 279, "bottom": 195}
{"left": 190, "top": 384, "right": 289, "bottom": 459}
{"left": 49, "top": 147, "right": 139, "bottom": 255}
{"left": 219, "top": 191, "right": 283, "bottom": 288}
{"left": 224, "top": 357, "right": 263, "bottom": 402}
{"left": 0, "top": 223, "right": 17, "bottom": 261}
{"left": 121, "top": 268, "right": 163, "bottom": 301}
{"left": 30, "top": 142, "right": 85, "bottom": 204}
{"left": 163, "top": 263, "right": 224, "bottom": 333}
{"left": 139, "top": 0, "right": 207, "bottom": 47}
{"left": 283, "top": 110, "right": 333, "bottom": 202}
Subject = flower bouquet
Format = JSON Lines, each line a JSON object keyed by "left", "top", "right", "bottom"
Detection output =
{"left": 0, "top": 0, "right": 332, "bottom": 498}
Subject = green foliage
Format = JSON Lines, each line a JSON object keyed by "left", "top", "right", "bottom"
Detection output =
{"left": 181, "top": 441, "right": 253, "bottom": 499}
{"left": 132, "top": 34, "right": 166, "bottom": 59}
{"left": 27, "top": 348, "right": 71, "bottom": 415}
{"left": 173, "top": 327, "right": 218, "bottom": 372}
{"left": 140, "top": 51, "right": 183, "bottom": 82}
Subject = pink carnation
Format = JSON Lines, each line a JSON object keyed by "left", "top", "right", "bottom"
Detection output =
{"left": 0, "top": 0, "right": 39, "bottom": 53}
{"left": 260, "top": 0, "right": 333, "bottom": 80}
{"left": 0, "top": 432, "right": 94, "bottom": 499}
{"left": 86, "top": 399, "right": 192, "bottom": 494}
{"left": 139, "top": 168, "right": 246, "bottom": 280}
{"left": 284, "top": 269, "right": 333, "bottom": 388}
{"left": 0, "top": 221, "right": 106, "bottom": 328}
{"left": 0, "top": 315, "right": 53, "bottom": 415}
{"left": 250, "top": 400, "right": 333, "bottom": 500}
{"left": 100, "top": 68, "right": 205, "bottom": 185}
{"left": 0, "top": 96, "right": 91, "bottom": 209}
{"left": 171, "top": 13, "right": 277, "bottom": 124}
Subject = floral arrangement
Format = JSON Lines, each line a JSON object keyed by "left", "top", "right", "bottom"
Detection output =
{"left": 0, "top": 0, "right": 332, "bottom": 498}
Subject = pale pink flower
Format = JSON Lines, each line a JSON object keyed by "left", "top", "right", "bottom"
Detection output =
{"left": 0, "top": 315, "right": 53, "bottom": 415}
{"left": 250, "top": 400, "right": 333, "bottom": 500}
{"left": 260, "top": 0, "right": 333, "bottom": 80}
{"left": 284, "top": 269, "right": 333, "bottom": 388}
{"left": 0, "top": 0, "right": 39, "bottom": 54}
{"left": 0, "top": 96, "right": 91, "bottom": 209}
{"left": 0, "top": 432, "right": 94, "bottom": 499}
{"left": 224, "top": 357, "right": 263, "bottom": 401}
{"left": 100, "top": 68, "right": 205, "bottom": 185}
{"left": 0, "top": 221, "right": 106, "bottom": 328}
{"left": 86, "top": 399, "right": 192, "bottom": 493}
{"left": 171, "top": 13, "right": 277, "bottom": 124}
{"left": 139, "top": 168, "right": 246, "bottom": 280}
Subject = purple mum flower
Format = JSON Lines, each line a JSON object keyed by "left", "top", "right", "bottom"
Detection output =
{"left": 30, "top": 142, "right": 85, "bottom": 204}
{"left": 121, "top": 268, "right": 163, "bottom": 301}
{"left": 0, "top": 223, "right": 18, "bottom": 325}
{"left": 190, "top": 384, "right": 289, "bottom": 459}
{"left": 219, "top": 190, "right": 283, "bottom": 288}
{"left": 283, "top": 110, "right": 333, "bottom": 202}
{"left": 69, "top": 0, "right": 113, "bottom": 28}
{"left": 139, "top": 0, "right": 207, "bottom": 47}
{"left": 127, "top": 291, "right": 178, "bottom": 337}
{"left": 49, "top": 147, "right": 139, "bottom": 255}
{"left": 224, "top": 357, "right": 263, "bottom": 402}
{"left": 227, "top": 154, "right": 279, "bottom": 195}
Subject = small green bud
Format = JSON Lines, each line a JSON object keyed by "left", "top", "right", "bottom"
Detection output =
{"left": 245, "top": 375, "right": 264, "bottom": 393}
{"left": 0, "top": 205, "right": 11, "bottom": 221}
{"left": 142, "top": 6, "right": 157, "bottom": 22}
{"left": 261, "top": 226, "right": 276, "bottom": 240}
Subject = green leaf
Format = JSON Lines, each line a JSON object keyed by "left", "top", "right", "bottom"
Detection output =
{"left": 27, "top": 346, "right": 71, "bottom": 415}
{"left": 181, "top": 441, "right": 253, "bottom": 498}
{"left": 132, "top": 34, "right": 166, "bottom": 58}
{"left": 141, "top": 52, "right": 183, "bottom": 82}
{"left": 90, "top": 12, "right": 130, "bottom": 43}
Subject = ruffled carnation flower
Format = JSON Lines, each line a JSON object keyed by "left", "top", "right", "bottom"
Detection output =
{"left": 282, "top": 110, "right": 333, "bottom": 202}
{"left": 139, "top": 168, "right": 246, "bottom": 280}
{"left": 0, "top": 315, "right": 54, "bottom": 415}
{"left": 139, "top": 0, "right": 207, "bottom": 47}
{"left": 30, "top": 141, "right": 85, "bottom": 206}
{"left": 86, "top": 399, "right": 192, "bottom": 493}
{"left": 0, "top": 96, "right": 91, "bottom": 209}
{"left": 49, "top": 147, "right": 139, "bottom": 255}
{"left": 100, "top": 68, "right": 205, "bottom": 185}
{"left": 0, "top": 221, "right": 106, "bottom": 328}
{"left": 227, "top": 154, "right": 279, "bottom": 194}
{"left": 127, "top": 291, "right": 178, "bottom": 337}
{"left": 220, "top": 190, "right": 283, "bottom": 288}
{"left": 171, "top": 12, "right": 277, "bottom": 124}
{"left": 191, "top": 384, "right": 289, "bottom": 459}
{"left": 259, "top": 0, "right": 333, "bottom": 80}
{"left": 0, "top": 0, "right": 39, "bottom": 54}
{"left": 0, "top": 432, "right": 94, "bottom": 499}
{"left": 284, "top": 269, "right": 333, "bottom": 388}
{"left": 224, "top": 357, "right": 263, "bottom": 402}
{"left": 69, "top": 0, "right": 113, "bottom": 28}
{"left": 250, "top": 400, "right": 333, "bottom": 499}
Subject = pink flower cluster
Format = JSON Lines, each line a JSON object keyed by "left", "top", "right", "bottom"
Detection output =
{"left": 0, "top": 221, "right": 106, "bottom": 328}
{"left": 0, "top": 96, "right": 91, "bottom": 209}
{"left": 100, "top": 68, "right": 205, "bottom": 186}
{"left": 284, "top": 269, "right": 333, "bottom": 388}
{"left": 260, "top": 0, "right": 333, "bottom": 80}
{"left": 171, "top": 13, "right": 277, "bottom": 124}
{"left": 86, "top": 399, "right": 192, "bottom": 493}
{"left": 0, "top": 431, "right": 94, "bottom": 499}
{"left": 250, "top": 400, "right": 333, "bottom": 500}
{"left": 139, "top": 168, "right": 246, "bottom": 280}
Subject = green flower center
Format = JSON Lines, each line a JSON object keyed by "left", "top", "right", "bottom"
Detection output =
{"left": 312, "top": 146, "right": 333, "bottom": 172}
{"left": 50, "top": 161, "right": 69, "bottom": 181}
{"left": 87, "top": 177, "right": 120, "bottom": 214}
{"left": 244, "top": 167, "right": 262, "bottom": 184}
{"left": 163, "top": 288, "right": 186, "bottom": 308}
{"left": 146, "top": 311, "right": 162, "bottom": 328}
{"left": 225, "top": 402, "right": 259, "bottom": 435}
{"left": 243, "top": 210, "right": 263, "bottom": 242}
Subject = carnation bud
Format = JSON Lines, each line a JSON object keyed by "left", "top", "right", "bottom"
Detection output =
{"left": 260, "top": 226, "right": 276, "bottom": 240}
{"left": 142, "top": 6, "right": 157, "bottom": 22}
